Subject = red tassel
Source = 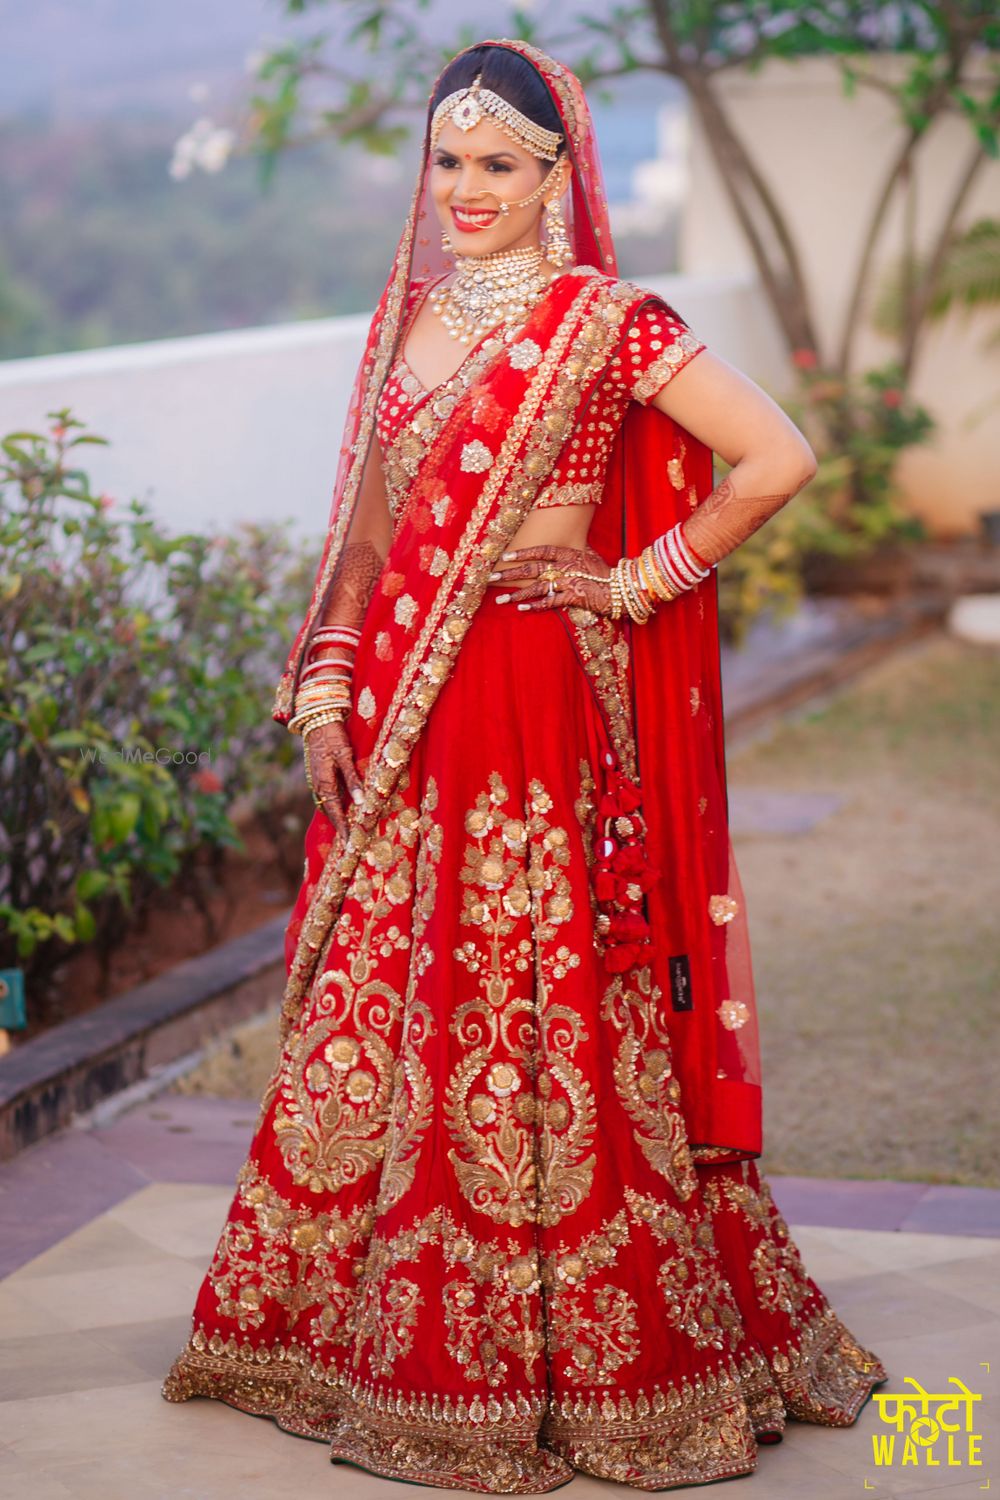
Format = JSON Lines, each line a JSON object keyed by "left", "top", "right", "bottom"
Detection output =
{"left": 591, "top": 757, "right": 659, "bottom": 974}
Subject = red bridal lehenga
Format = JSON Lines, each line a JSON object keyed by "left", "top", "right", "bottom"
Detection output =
{"left": 162, "top": 37, "right": 886, "bottom": 1493}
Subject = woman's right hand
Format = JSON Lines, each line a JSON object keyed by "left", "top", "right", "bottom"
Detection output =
{"left": 305, "top": 720, "right": 364, "bottom": 840}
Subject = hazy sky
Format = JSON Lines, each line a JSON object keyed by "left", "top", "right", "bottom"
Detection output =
{"left": 0, "top": 0, "right": 678, "bottom": 123}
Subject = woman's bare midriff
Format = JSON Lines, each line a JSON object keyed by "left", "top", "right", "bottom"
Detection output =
{"left": 503, "top": 505, "right": 596, "bottom": 556}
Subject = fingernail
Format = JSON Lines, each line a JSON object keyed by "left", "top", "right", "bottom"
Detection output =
{"left": 516, "top": 602, "right": 530, "bottom": 611}
{"left": 488, "top": 571, "right": 500, "bottom": 581}
{"left": 352, "top": 788, "right": 363, "bottom": 805}
{"left": 496, "top": 593, "right": 510, "bottom": 604}
{"left": 501, "top": 552, "right": 515, "bottom": 561}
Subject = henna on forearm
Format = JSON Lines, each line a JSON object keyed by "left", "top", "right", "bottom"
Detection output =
{"left": 680, "top": 474, "right": 807, "bottom": 569}
{"left": 320, "top": 539, "right": 385, "bottom": 629}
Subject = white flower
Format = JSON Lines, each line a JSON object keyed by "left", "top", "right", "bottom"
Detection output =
{"left": 169, "top": 117, "right": 237, "bottom": 181}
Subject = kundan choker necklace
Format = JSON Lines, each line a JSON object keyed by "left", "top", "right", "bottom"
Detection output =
{"left": 431, "top": 244, "right": 551, "bottom": 345}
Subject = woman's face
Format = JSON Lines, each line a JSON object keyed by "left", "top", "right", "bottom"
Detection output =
{"left": 430, "top": 115, "right": 565, "bottom": 258}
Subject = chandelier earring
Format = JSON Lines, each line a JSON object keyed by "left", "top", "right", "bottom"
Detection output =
{"left": 544, "top": 191, "right": 573, "bottom": 269}
{"left": 441, "top": 227, "right": 454, "bottom": 254}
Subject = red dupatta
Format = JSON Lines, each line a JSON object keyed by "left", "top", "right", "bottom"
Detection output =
{"left": 274, "top": 39, "right": 762, "bottom": 1163}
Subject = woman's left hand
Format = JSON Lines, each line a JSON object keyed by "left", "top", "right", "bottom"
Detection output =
{"left": 488, "top": 544, "right": 614, "bottom": 614}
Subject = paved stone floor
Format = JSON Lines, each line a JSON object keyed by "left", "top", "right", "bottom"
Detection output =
{"left": 1, "top": 1095, "right": 997, "bottom": 1499}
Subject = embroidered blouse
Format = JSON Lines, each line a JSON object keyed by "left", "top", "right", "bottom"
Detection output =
{"left": 375, "top": 274, "right": 706, "bottom": 524}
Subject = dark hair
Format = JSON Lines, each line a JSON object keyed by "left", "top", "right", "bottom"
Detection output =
{"left": 430, "top": 45, "right": 565, "bottom": 159}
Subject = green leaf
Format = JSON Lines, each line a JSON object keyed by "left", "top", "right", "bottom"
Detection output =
{"left": 74, "top": 904, "right": 97, "bottom": 942}
{"left": 75, "top": 869, "right": 112, "bottom": 901}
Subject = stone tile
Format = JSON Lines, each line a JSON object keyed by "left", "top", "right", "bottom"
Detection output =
{"left": 866, "top": 1322, "right": 998, "bottom": 1400}
{"left": 0, "top": 1283, "right": 74, "bottom": 1340}
{"left": 770, "top": 1402, "right": 892, "bottom": 1491}
{"left": 796, "top": 1226, "right": 1000, "bottom": 1275}
{"left": 900, "top": 1186, "right": 1000, "bottom": 1239}
{"left": 769, "top": 1174, "right": 928, "bottom": 1232}
{"left": 4, "top": 1381, "right": 460, "bottom": 1500}
{"left": 0, "top": 1329, "right": 149, "bottom": 1402}
{"left": 0, "top": 1132, "right": 147, "bottom": 1278}
{"left": 92, "top": 1098, "right": 259, "bottom": 1186}
{"left": 104, "top": 1181, "right": 232, "bottom": 1261}
{"left": 0, "top": 1449, "right": 76, "bottom": 1500}
{"left": 750, "top": 1438, "right": 896, "bottom": 1497}
{"left": 3, "top": 1254, "right": 203, "bottom": 1334}
{"left": 903, "top": 1487, "right": 998, "bottom": 1498}
{"left": 88, "top": 1315, "right": 195, "bottom": 1381}
{"left": 906, "top": 1248, "right": 1000, "bottom": 1317}
{"left": 783, "top": 1225, "right": 894, "bottom": 1283}
{"left": 7, "top": 1215, "right": 181, "bottom": 1284}
{"left": 816, "top": 1269, "right": 987, "bottom": 1346}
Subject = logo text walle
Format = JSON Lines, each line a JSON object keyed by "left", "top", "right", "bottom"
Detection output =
{"left": 872, "top": 1377, "right": 983, "bottom": 1469}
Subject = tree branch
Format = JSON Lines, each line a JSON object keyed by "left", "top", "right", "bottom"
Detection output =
{"left": 902, "top": 138, "right": 988, "bottom": 378}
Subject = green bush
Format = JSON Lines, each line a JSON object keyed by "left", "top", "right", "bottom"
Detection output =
{"left": 0, "top": 410, "right": 316, "bottom": 1020}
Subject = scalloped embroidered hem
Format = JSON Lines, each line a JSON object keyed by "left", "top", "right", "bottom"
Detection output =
{"left": 161, "top": 1318, "right": 877, "bottom": 1495}
{"left": 771, "top": 1307, "right": 888, "bottom": 1428}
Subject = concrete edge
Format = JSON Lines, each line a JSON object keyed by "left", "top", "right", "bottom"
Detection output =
{"left": 0, "top": 915, "right": 288, "bottom": 1161}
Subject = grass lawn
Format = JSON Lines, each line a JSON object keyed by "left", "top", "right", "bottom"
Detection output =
{"left": 729, "top": 631, "right": 1000, "bottom": 1188}
{"left": 173, "top": 631, "right": 999, "bottom": 1188}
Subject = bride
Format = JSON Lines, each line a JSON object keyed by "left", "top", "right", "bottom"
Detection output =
{"left": 163, "top": 36, "right": 886, "bottom": 1493}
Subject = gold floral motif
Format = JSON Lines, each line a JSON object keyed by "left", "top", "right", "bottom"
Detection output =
{"left": 563, "top": 610, "right": 638, "bottom": 780}
{"left": 394, "top": 592, "right": 419, "bottom": 629}
{"left": 509, "top": 337, "right": 542, "bottom": 370}
{"left": 533, "top": 479, "right": 602, "bottom": 508}
{"left": 717, "top": 999, "right": 749, "bottom": 1031}
{"left": 460, "top": 439, "right": 495, "bottom": 473}
{"left": 708, "top": 894, "right": 739, "bottom": 925}
{"left": 633, "top": 330, "right": 705, "bottom": 405}
{"left": 713, "top": 1164, "right": 814, "bottom": 1330}
{"left": 601, "top": 969, "right": 698, "bottom": 1201}
{"left": 274, "top": 778, "right": 441, "bottom": 1196}
{"left": 445, "top": 771, "right": 596, "bottom": 1228}
{"left": 440, "top": 1224, "right": 546, "bottom": 1388}
{"left": 625, "top": 1188, "right": 745, "bottom": 1353}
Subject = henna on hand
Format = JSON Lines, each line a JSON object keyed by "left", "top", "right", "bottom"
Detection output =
{"left": 306, "top": 720, "right": 363, "bottom": 839}
{"left": 489, "top": 543, "right": 614, "bottom": 615}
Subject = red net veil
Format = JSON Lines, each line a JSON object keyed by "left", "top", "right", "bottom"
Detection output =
{"left": 272, "top": 38, "right": 617, "bottom": 725}
{"left": 273, "top": 37, "right": 763, "bottom": 1161}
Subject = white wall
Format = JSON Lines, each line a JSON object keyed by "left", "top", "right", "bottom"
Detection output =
{"left": 0, "top": 273, "right": 784, "bottom": 544}
{"left": 682, "top": 54, "right": 1000, "bottom": 537}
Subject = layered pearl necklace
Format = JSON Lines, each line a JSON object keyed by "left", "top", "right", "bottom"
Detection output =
{"left": 431, "top": 244, "right": 551, "bottom": 346}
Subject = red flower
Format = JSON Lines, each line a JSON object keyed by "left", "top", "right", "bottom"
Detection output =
{"left": 194, "top": 769, "right": 223, "bottom": 794}
{"left": 881, "top": 388, "right": 902, "bottom": 408}
{"left": 792, "top": 348, "right": 819, "bottom": 371}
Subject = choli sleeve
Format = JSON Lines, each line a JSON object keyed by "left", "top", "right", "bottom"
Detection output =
{"left": 608, "top": 299, "right": 707, "bottom": 406}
